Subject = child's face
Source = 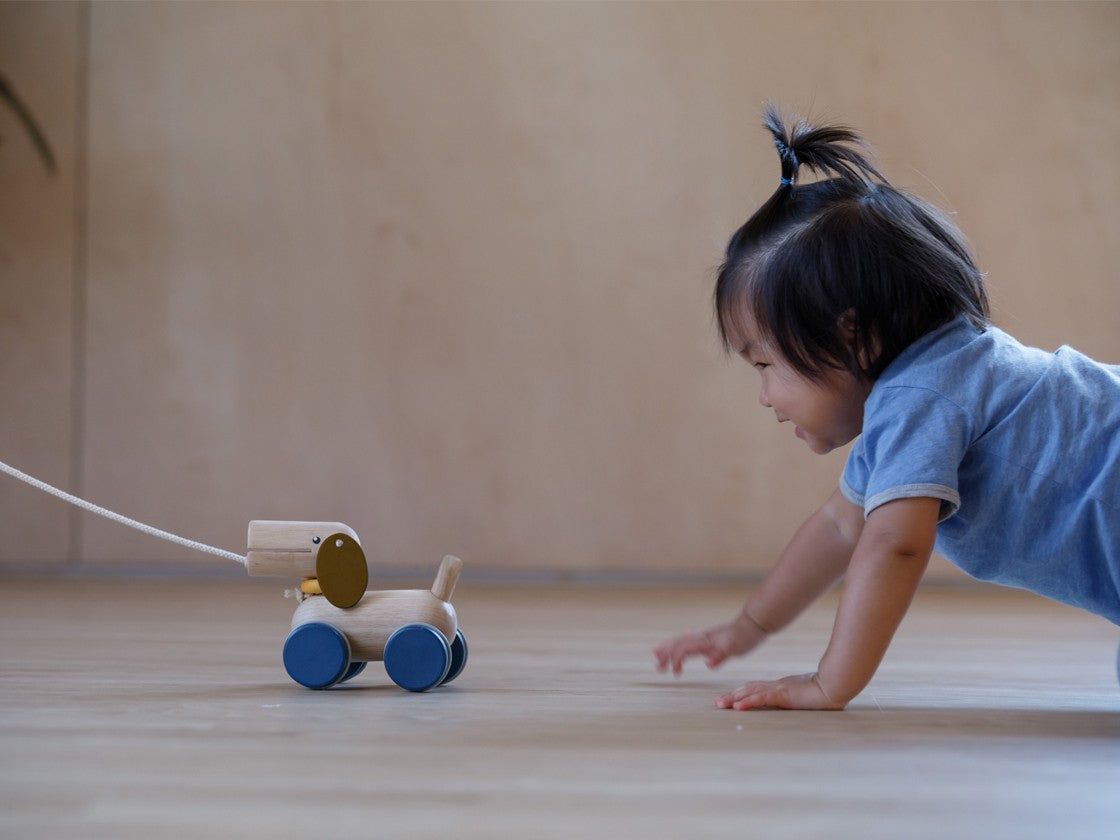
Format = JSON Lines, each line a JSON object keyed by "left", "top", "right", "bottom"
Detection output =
{"left": 730, "top": 314, "right": 870, "bottom": 455}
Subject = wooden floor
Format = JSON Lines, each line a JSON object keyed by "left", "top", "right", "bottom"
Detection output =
{"left": 1, "top": 576, "right": 1118, "bottom": 839}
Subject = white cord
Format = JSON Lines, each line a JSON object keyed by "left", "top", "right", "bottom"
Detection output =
{"left": 0, "top": 459, "right": 247, "bottom": 566}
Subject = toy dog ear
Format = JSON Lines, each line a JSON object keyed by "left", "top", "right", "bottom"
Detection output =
{"left": 316, "top": 533, "right": 368, "bottom": 609}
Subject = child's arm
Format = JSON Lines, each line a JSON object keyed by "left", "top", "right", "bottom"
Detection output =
{"left": 654, "top": 487, "right": 864, "bottom": 676}
{"left": 716, "top": 495, "right": 941, "bottom": 710}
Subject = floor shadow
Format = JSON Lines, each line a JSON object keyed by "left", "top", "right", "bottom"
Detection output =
{"left": 838, "top": 705, "right": 1120, "bottom": 741}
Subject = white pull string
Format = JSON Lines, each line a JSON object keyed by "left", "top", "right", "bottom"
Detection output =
{"left": 0, "top": 459, "right": 247, "bottom": 566}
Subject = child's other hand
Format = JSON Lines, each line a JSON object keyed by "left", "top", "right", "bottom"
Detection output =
{"left": 714, "top": 672, "right": 845, "bottom": 711}
{"left": 653, "top": 616, "right": 765, "bottom": 677}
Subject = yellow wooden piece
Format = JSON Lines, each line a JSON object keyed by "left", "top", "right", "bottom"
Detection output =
{"left": 299, "top": 579, "right": 321, "bottom": 595}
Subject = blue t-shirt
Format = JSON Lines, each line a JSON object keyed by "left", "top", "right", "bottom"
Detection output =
{"left": 840, "top": 316, "right": 1120, "bottom": 625}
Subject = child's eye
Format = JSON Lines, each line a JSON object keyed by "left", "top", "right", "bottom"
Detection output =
{"left": 753, "top": 362, "right": 769, "bottom": 371}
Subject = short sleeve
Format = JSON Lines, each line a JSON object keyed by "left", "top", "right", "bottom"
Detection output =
{"left": 841, "top": 386, "right": 972, "bottom": 521}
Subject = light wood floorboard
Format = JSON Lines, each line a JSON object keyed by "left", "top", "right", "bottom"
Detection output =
{"left": 1, "top": 578, "right": 1118, "bottom": 839}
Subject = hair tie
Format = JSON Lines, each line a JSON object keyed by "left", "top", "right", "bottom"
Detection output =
{"left": 779, "top": 177, "right": 793, "bottom": 186}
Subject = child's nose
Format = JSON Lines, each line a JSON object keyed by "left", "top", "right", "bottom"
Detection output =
{"left": 758, "top": 388, "right": 771, "bottom": 408}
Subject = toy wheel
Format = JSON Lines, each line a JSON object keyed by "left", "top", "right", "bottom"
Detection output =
{"left": 440, "top": 629, "right": 468, "bottom": 686}
{"left": 340, "top": 661, "right": 367, "bottom": 683}
{"left": 283, "top": 622, "right": 351, "bottom": 689}
{"left": 384, "top": 623, "right": 451, "bottom": 692}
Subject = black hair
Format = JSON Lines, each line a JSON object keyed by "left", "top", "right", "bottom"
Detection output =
{"left": 715, "top": 105, "right": 989, "bottom": 382}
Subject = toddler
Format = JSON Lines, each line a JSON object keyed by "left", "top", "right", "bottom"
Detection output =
{"left": 653, "top": 107, "right": 1120, "bottom": 709}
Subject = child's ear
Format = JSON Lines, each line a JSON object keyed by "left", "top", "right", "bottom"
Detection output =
{"left": 837, "top": 308, "right": 877, "bottom": 374}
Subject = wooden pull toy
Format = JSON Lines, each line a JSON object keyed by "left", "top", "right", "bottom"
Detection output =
{"left": 0, "top": 464, "right": 467, "bottom": 694}
{"left": 246, "top": 520, "right": 468, "bottom": 692}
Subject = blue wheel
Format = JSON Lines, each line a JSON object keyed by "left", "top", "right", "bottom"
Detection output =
{"left": 384, "top": 623, "right": 451, "bottom": 692}
{"left": 340, "top": 660, "right": 367, "bottom": 683}
{"left": 440, "top": 629, "right": 468, "bottom": 686}
{"left": 283, "top": 622, "right": 351, "bottom": 689}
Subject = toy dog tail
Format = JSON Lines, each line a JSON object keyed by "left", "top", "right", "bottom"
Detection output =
{"left": 431, "top": 555, "right": 463, "bottom": 603}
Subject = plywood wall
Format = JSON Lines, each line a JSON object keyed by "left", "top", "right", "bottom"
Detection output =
{"left": 0, "top": 2, "right": 82, "bottom": 566}
{"left": 2, "top": 1, "right": 1118, "bottom": 579}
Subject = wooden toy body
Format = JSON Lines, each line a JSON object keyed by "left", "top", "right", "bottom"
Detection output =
{"left": 291, "top": 588, "right": 457, "bottom": 662}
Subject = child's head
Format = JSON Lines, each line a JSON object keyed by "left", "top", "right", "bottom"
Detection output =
{"left": 716, "top": 106, "right": 990, "bottom": 383}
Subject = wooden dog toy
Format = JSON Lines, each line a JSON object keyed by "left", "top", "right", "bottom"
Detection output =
{"left": 247, "top": 520, "right": 468, "bottom": 691}
{"left": 0, "top": 463, "right": 468, "bottom": 693}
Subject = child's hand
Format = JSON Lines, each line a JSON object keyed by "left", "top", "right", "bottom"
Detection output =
{"left": 714, "top": 672, "right": 844, "bottom": 711}
{"left": 653, "top": 615, "right": 766, "bottom": 677}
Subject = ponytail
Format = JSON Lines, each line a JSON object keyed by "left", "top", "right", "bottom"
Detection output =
{"left": 762, "top": 104, "right": 884, "bottom": 189}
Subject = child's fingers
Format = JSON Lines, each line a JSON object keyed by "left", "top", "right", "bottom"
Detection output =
{"left": 715, "top": 674, "right": 840, "bottom": 711}
{"left": 715, "top": 682, "right": 777, "bottom": 710}
{"left": 653, "top": 632, "right": 713, "bottom": 675}
{"left": 716, "top": 679, "right": 786, "bottom": 710}
{"left": 668, "top": 645, "right": 695, "bottom": 675}
{"left": 693, "top": 641, "right": 729, "bottom": 672}
{"left": 653, "top": 641, "right": 680, "bottom": 669}
{"left": 653, "top": 642, "right": 685, "bottom": 672}
{"left": 732, "top": 684, "right": 784, "bottom": 710}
